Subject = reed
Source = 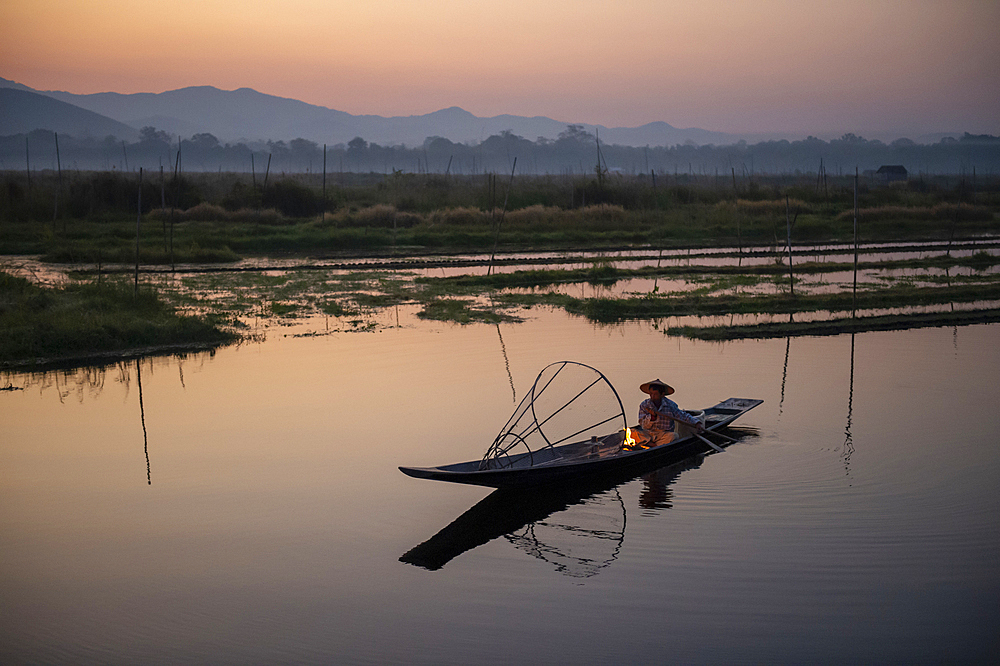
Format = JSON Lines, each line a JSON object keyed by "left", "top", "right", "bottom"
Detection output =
{"left": 837, "top": 203, "right": 994, "bottom": 223}
{"left": 3, "top": 170, "right": 998, "bottom": 261}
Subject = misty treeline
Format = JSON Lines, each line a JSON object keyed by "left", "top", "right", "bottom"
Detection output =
{"left": 3, "top": 125, "right": 999, "bottom": 177}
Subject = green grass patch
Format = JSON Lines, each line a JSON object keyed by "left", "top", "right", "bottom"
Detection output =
{"left": 560, "top": 281, "right": 1000, "bottom": 323}
{"left": 417, "top": 298, "right": 522, "bottom": 324}
{"left": 666, "top": 309, "right": 1000, "bottom": 340}
{"left": 0, "top": 271, "right": 234, "bottom": 367}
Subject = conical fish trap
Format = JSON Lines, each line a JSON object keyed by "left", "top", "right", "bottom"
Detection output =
{"left": 480, "top": 361, "right": 627, "bottom": 470}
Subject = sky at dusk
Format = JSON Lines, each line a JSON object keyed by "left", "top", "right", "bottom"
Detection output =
{"left": 3, "top": 0, "right": 998, "bottom": 137}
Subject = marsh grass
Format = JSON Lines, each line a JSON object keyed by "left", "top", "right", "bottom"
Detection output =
{"left": 412, "top": 252, "right": 1000, "bottom": 294}
{"left": 133, "top": 246, "right": 1000, "bottom": 337}
{"left": 838, "top": 203, "right": 993, "bottom": 223}
{"left": 6, "top": 171, "right": 997, "bottom": 262}
{"left": 666, "top": 309, "right": 1000, "bottom": 341}
{"left": 0, "top": 271, "right": 233, "bottom": 366}
{"left": 4, "top": 167, "right": 998, "bottom": 349}
{"left": 559, "top": 280, "right": 1000, "bottom": 323}
{"left": 417, "top": 298, "right": 521, "bottom": 324}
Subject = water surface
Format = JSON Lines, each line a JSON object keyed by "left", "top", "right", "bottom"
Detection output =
{"left": 2, "top": 310, "right": 998, "bottom": 663}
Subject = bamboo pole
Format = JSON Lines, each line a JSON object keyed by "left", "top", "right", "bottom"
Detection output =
{"left": 487, "top": 158, "right": 517, "bottom": 276}
{"left": 134, "top": 167, "right": 142, "bottom": 297}
{"left": 853, "top": 167, "right": 859, "bottom": 314}
{"left": 54, "top": 132, "right": 63, "bottom": 229}
{"left": 595, "top": 129, "right": 603, "bottom": 187}
{"left": 732, "top": 167, "right": 741, "bottom": 258}
{"left": 785, "top": 195, "right": 794, "bottom": 297}
{"left": 160, "top": 165, "right": 167, "bottom": 252}
{"left": 171, "top": 150, "right": 179, "bottom": 271}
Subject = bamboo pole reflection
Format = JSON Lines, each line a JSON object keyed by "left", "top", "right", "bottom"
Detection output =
{"left": 3, "top": 352, "right": 218, "bottom": 488}
{"left": 842, "top": 333, "right": 855, "bottom": 478}
{"left": 779, "top": 332, "right": 791, "bottom": 417}
{"left": 137, "top": 359, "right": 150, "bottom": 485}
{"left": 488, "top": 291, "right": 516, "bottom": 403}
{"left": 945, "top": 266, "right": 958, "bottom": 351}
{"left": 496, "top": 322, "right": 515, "bottom": 403}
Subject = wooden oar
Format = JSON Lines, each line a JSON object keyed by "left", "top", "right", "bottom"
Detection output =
{"left": 695, "top": 433, "right": 726, "bottom": 453}
{"left": 703, "top": 429, "right": 737, "bottom": 443}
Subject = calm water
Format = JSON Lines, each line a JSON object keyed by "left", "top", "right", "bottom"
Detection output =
{"left": 2, "top": 309, "right": 999, "bottom": 663}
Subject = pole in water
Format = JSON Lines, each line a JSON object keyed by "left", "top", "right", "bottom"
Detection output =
{"left": 853, "top": 167, "right": 859, "bottom": 315}
{"left": 785, "top": 195, "right": 794, "bottom": 296}
{"left": 732, "top": 167, "right": 741, "bottom": 256}
{"left": 487, "top": 158, "right": 517, "bottom": 276}
{"left": 25, "top": 136, "right": 31, "bottom": 192}
{"left": 54, "top": 131, "right": 63, "bottom": 228}
{"left": 135, "top": 167, "right": 142, "bottom": 297}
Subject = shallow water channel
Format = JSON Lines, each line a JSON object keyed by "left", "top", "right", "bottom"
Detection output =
{"left": 2, "top": 308, "right": 999, "bottom": 663}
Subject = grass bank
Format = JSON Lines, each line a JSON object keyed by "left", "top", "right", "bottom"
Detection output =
{"left": 665, "top": 309, "right": 1000, "bottom": 340}
{"left": 3, "top": 171, "right": 997, "bottom": 262}
{"left": 553, "top": 281, "right": 1000, "bottom": 322}
{"left": 0, "top": 272, "right": 235, "bottom": 368}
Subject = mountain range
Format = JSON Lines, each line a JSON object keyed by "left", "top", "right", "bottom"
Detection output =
{"left": 1, "top": 77, "right": 780, "bottom": 148}
{"left": 1, "top": 77, "right": 964, "bottom": 148}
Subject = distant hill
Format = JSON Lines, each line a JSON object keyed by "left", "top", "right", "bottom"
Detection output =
{"left": 0, "top": 77, "right": 966, "bottom": 148}
{"left": 0, "top": 77, "right": 747, "bottom": 147}
{"left": 0, "top": 87, "right": 138, "bottom": 140}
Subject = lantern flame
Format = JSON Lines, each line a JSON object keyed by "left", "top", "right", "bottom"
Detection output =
{"left": 624, "top": 426, "right": 637, "bottom": 450}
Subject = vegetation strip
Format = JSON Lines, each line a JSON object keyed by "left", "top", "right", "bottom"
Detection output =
{"left": 665, "top": 309, "right": 1000, "bottom": 340}
{"left": 4, "top": 169, "right": 998, "bottom": 262}
{"left": 0, "top": 271, "right": 235, "bottom": 368}
{"left": 556, "top": 282, "right": 1000, "bottom": 322}
{"left": 416, "top": 252, "right": 1000, "bottom": 291}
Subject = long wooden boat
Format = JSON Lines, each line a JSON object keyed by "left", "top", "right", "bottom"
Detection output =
{"left": 400, "top": 395, "right": 762, "bottom": 489}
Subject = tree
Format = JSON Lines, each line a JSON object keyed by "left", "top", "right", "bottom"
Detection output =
{"left": 289, "top": 138, "right": 319, "bottom": 154}
{"left": 191, "top": 133, "right": 220, "bottom": 150}
{"left": 838, "top": 133, "right": 866, "bottom": 144}
{"left": 557, "top": 124, "right": 594, "bottom": 143}
{"left": 139, "top": 126, "right": 171, "bottom": 145}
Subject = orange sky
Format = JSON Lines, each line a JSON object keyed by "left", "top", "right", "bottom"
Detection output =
{"left": 2, "top": 0, "right": 998, "bottom": 135}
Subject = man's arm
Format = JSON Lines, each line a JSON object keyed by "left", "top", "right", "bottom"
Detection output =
{"left": 661, "top": 400, "right": 705, "bottom": 430}
{"left": 638, "top": 401, "right": 656, "bottom": 429}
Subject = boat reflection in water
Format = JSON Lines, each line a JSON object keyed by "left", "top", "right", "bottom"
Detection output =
{"left": 502, "top": 488, "right": 627, "bottom": 578}
{"left": 400, "top": 436, "right": 757, "bottom": 576}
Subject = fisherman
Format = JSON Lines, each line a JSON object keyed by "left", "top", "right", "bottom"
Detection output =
{"left": 632, "top": 379, "right": 704, "bottom": 447}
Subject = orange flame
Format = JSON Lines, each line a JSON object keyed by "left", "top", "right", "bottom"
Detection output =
{"left": 624, "top": 426, "right": 636, "bottom": 450}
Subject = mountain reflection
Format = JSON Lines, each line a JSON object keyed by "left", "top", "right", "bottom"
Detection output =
{"left": 400, "top": 454, "right": 708, "bottom": 576}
